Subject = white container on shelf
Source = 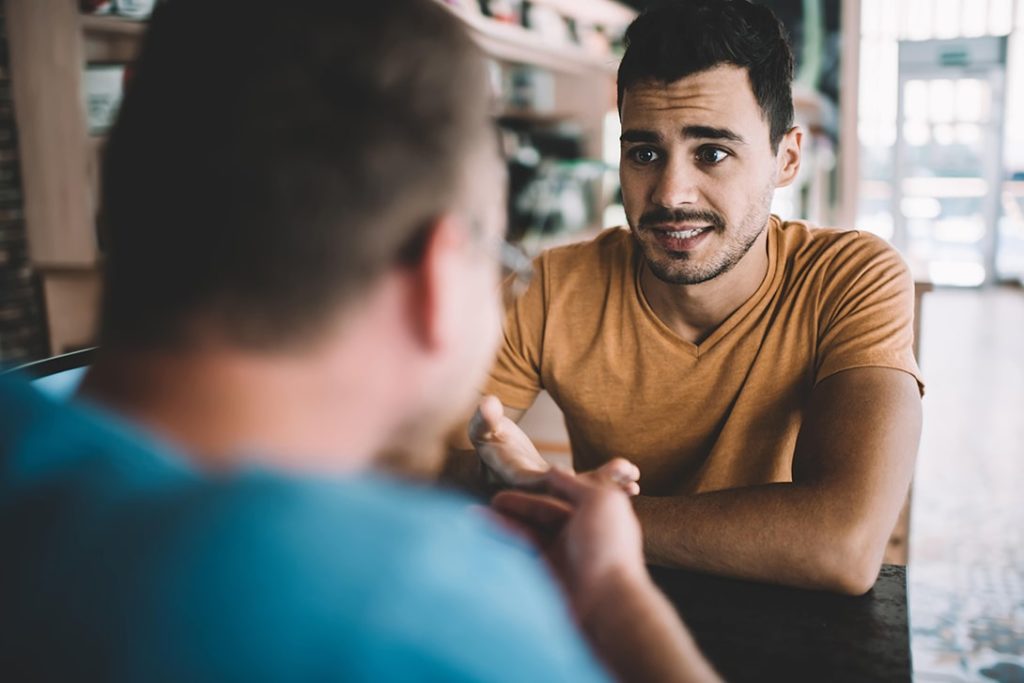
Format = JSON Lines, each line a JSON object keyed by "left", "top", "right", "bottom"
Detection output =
{"left": 115, "top": 0, "right": 158, "bottom": 20}
{"left": 84, "top": 64, "right": 125, "bottom": 135}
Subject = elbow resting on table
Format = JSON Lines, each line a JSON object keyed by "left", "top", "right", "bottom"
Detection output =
{"left": 813, "top": 527, "right": 885, "bottom": 596}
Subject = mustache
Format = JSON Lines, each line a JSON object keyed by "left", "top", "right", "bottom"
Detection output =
{"left": 638, "top": 208, "right": 725, "bottom": 230}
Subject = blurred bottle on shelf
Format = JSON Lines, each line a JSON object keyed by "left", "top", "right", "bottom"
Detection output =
{"left": 84, "top": 64, "right": 126, "bottom": 135}
{"left": 499, "top": 118, "right": 605, "bottom": 242}
{"left": 479, "top": 0, "right": 523, "bottom": 24}
{"left": 80, "top": 0, "right": 159, "bottom": 20}
{"left": 503, "top": 65, "right": 555, "bottom": 114}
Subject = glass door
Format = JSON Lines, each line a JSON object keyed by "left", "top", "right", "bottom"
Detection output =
{"left": 893, "top": 37, "right": 1007, "bottom": 286}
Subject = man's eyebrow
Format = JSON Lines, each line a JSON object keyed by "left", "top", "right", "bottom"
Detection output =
{"left": 620, "top": 130, "right": 661, "bottom": 144}
{"left": 682, "top": 125, "right": 746, "bottom": 144}
{"left": 620, "top": 126, "right": 747, "bottom": 145}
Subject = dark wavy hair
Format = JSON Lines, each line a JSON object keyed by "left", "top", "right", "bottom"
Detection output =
{"left": 617, "top": 0, "right": 795, "bottom": 152}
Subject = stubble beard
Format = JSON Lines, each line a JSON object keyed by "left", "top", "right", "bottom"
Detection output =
{"left": 632, "top": 188, "right": 774, "bottom": 286}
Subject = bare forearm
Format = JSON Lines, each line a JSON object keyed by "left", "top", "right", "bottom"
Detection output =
{"left": 580, "top": 570, "right": 720, "bottom": 683}
{"left": 633, "top": 483, "right": 897, "bottom": 594}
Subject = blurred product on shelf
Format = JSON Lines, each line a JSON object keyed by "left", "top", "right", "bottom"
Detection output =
{"left": 499, "top": 119, "right": 604, "bottom": 241}
{"left": 513, "top": 159, "right": 602, "bottom": 237}
{"left": 525, "top": 4, "right": 573, "bottom": 46}
{"left": 84, "top": 64, "right": 126, "bottom": 135}
{"left": 80, "top": 0, "right": 158, "bottom": 20}
{"left": 463, "top": 1, "right": 636, "bottom": 248}
{"left": 575, "top": 23, "right": 612, "bottom": 56}
{"left": 440, "top": 0, "right": 481, "bottom": 13}
{"left": 480, "top": 0, "right": 523, "bottom": 24}
{"left": 467, "top": 0, "right": 624, "bottom": 58}
{"left": 115, "top": 0, "right": 158, "bottom": 19}
{"left": 503, "top": 65, "right": 555, "bottom": 113}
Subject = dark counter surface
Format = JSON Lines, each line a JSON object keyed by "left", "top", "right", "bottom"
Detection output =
{"left": 651, "top": 564, "right": 911, "bottom": 683}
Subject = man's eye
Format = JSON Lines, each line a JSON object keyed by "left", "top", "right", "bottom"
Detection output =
{"left": 630, "top": 148, "right": 660, "bottom": 164}
{"left": 697, "top": 147, "right": 729, "bottom": 165}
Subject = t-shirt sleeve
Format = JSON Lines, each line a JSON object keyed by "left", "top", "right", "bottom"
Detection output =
{"left": 485, "top": 251, "right": 549, "bottom": 410}
{"left": 815, "top": 234, "right": 925, "bottom": 394}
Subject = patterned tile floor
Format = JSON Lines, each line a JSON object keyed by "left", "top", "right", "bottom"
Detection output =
{"left": 910, "top": 286, "right": 1024, "bottom": 683}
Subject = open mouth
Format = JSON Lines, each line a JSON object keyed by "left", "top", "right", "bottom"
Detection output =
{"left": 661, "top": 226, "right": 710, "bottom": 240}
{"left": 649, "top": 225, "right": 713, "bottom": 252}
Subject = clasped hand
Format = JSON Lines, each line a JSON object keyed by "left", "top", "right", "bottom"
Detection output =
{"left": 470, "top": 395, "right": 647, "bottom": 615}
{"left": 469, "top": 394, "right": 641, "bottom": 495}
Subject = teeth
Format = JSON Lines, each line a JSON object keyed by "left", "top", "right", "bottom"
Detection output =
{"left": 666, "top": 227, "right": 707, "bottom": 239}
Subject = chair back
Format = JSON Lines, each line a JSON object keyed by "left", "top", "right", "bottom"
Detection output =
{"left": 3, "top": 348, "right": 96, "bottom": 399}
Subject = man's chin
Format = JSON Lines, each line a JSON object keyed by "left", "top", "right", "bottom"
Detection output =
{"left": 646, "top": 261, "right": 714, "bottom": 286}
{"left": 641, "top": 245, "right": 716, "bottom": 285}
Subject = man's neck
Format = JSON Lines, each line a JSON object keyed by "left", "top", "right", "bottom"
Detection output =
{"left": 79, "top": 341, "right": 407, "bottom": 475}
{"left": 639, "top": 228, "right": 770, "bottom": 345}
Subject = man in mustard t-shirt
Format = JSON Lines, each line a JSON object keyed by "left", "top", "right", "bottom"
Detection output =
{"left": 448, "top": 0, "right": 924, "bottom": 595}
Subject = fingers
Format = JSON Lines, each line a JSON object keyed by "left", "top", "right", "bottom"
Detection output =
{"left": 594, "top": 458, "right": 641, "bottom": 494}
{"left": 478, "top": 395, "right": 505, "bottom": 434}
{"left": 544, "top": 459, "right": 642, "bottom": 502}
{"left": 579, "top": 469, "right": 639, "bottom": 496}
{"left": 492, "top": 489, "right": 573, "bottom": 529}
{"left": 542, "top": 466, "right": 595, "bottom": 505}
{"left": 619, "top": 481, "right": 641, "bottom": 496}
{"left": 599, "top": 457, "right": 640, "bottom": 482}
{"left": 469, "top": 395, "right": 505, "bottom": 444}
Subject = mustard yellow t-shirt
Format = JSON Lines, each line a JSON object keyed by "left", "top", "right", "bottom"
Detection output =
{"left": 487, "top": 217, "right": 924, "bottom": 496}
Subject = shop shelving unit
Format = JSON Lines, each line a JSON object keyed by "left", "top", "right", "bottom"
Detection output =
{"left": 5, "top": 0, "right": 635, "bottom": 353}
{"left": 5, "top": 0, "right": 144, "bottom": 353}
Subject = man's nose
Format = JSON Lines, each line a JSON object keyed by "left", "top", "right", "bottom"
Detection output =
{"left": 650, "top": 156, "right": 699, "bottom": 208}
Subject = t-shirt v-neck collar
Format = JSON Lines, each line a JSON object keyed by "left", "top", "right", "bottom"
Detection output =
{"left": 631, "top": 217, "right": 782, "bottom": 359}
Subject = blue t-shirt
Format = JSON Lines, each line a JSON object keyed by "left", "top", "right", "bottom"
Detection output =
{"left": 0, "top": 376, "right": 609, "bottom": 681}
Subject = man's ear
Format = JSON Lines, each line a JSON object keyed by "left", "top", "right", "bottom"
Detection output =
{"left": 406, "top": 213, "right": 467, "bottom": 353}
{"left": 775, "top": 126, "right": 803, "bottom": 188}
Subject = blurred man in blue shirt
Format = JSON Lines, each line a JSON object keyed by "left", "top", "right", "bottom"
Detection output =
{"left": 0, "top": 0, "right": 716, "bottom": 681}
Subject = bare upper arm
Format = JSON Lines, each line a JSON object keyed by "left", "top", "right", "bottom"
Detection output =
{"left": 792, "top": 367, "right": 922, "bottom": 539}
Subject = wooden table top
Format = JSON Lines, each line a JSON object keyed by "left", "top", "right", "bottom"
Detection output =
{"left": 651, "top": 564, "right": 911, "bottom": 683}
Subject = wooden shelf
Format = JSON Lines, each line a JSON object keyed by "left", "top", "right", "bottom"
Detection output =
{"left": 436, "top": 2, "right": 621, "bottom": 75}
{"left": 80, "top": 14, "right": 146, "bottom": 38}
